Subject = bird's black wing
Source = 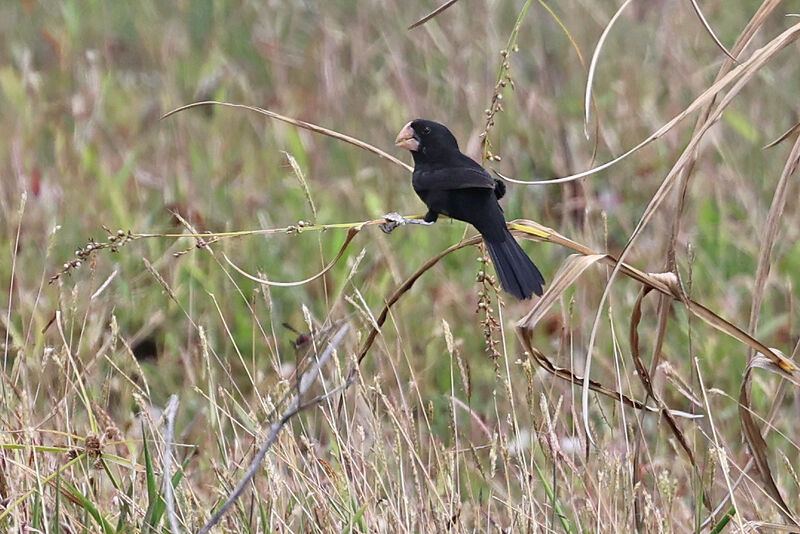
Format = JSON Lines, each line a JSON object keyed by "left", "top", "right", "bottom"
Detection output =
{"left": 412, "top": 167, "right": 496, "bottom": 193}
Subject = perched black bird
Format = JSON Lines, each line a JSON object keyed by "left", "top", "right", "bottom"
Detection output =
{"left": 391, "top": 119, "right": 545, "bottom": 299}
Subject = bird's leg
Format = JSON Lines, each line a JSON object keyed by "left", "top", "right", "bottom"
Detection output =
{"left": 379, "top": 212, "right": 435, "bottom": 234}
{"left": 423, "top": 210, "right": 439, "bottom": 224}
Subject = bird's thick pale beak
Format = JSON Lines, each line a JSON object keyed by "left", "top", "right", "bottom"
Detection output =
{"left": 395, "top": 122, "right": 419, "bottom": 152}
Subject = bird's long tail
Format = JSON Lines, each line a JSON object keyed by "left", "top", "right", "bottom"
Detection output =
{"left": 485, "top": 230, "right": 545, "bottom": 299}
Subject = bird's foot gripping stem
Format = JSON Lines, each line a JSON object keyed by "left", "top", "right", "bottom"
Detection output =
{"left": 379, "top": 212, "right": 433, "bottom": 234}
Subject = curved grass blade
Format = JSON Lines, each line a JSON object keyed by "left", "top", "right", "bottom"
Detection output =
{"left": 498, "top": 21, "right": 800, "bottom": 185}
{"left": 162, "top": 101, "right": 412, "bottom": 172}
{"left": 740, "top": 363, "right": 799, "bottom": 526}
{"left": 689, "top": 0, "right": 737, "bottom": 61}
{"left": 407, "top": 0, "right": 463, "bottom": 30}
{"left": 224, "top": 227, "right": 362, "bottom": 287}
{"left": 583, "top": 0, "right": 635, "bottom": 136}
{"left": 763, "top": 120, "right": 800, "bottom": 149}
{"left": 60, "top": 478, "right": 115, "bottom": 534}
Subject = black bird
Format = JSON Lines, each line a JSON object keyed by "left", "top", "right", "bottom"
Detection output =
{"left": 392, "top": 119, "right": 545, "bottom": 299}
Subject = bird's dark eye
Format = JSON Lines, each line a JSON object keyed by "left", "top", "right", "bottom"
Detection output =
{"left": 421, "top": 126, "right": 431, "bottom": 135}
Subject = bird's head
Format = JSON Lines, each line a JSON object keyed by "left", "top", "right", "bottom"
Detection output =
{"left": 395, "top": 119, "right": 459, "bottom": 162}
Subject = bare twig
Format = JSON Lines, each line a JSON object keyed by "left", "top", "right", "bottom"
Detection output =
{"left": 197, "top": 323, "right": 350, "bottom": 534}
{"left": 162, "top": 395, "right": 181, "bottom": 534}
{"left": 510, "top": 219, "right": 794, "bottom": 373}
{"left": 407, "top": 0, "right": 463, "bottom": 30}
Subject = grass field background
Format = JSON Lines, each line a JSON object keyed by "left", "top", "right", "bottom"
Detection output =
{"left": 2, "top": 1, "right": 800, "bottom": 532}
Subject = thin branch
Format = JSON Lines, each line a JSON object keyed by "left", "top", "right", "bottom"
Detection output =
{"left": 197, "top": 323, "right": 350, "bottom": 534}
{"left": 407, "top": 0, "right": 463, "bottom": 30}
{"left": 162, "top": 395, "right": 181, "bottom": 534}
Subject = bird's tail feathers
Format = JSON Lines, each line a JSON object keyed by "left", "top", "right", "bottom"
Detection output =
{"left": 485, "top": 233, "right": 545, "bottom": 300}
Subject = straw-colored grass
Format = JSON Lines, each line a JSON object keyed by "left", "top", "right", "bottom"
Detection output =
{"left": 1, "top": 1, "right": 799, "bottom": 532}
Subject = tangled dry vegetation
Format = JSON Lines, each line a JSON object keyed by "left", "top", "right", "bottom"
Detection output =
{"left": 1, "top": 0, "right": 800, "bottom": 532}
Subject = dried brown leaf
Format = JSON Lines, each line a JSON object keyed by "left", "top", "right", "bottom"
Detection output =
{"left": 516, "top": 254, "right": 606, "bottom": 330}
{"left": 672, "top": 0, "right": 784, "bottom": 246}
{"left": 516, "top": 328, "right": 700, "bottom": 419}
{"left": 738, "top": 131, "right": 800, "bottom": 526}
{"left": 749, "top": 134, "right": 800, "bottom": 331}
{"left": 509, "top": 218, "right": 796, "bottom": 372}
{"left": 630, "top": 286, "right": 709, "bottom": 510}
{"left": 747, "top": 353, "right": 800, "bottom": 387}
{"left": 764, "top": 120, "right": 800, "bottom": 149}
{"left": 573, "top": 24, "right": 800, "bottom": 441}
{"left": 514, "top": 248, "right": 698, "bottom": 419}
{"left": 740, "top": 361, "right": 799, "bottom": 525}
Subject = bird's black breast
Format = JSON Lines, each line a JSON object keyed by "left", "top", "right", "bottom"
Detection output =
{"left": 411, "top": 153, "right": 508, "bottom": 240}
{"left": 413, "top": 180, "right": 507, "bottom": 241}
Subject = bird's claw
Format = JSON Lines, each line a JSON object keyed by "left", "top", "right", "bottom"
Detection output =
{"left": 380, "top": 213, "right": 434, "bottom": 233}
{"left": 379, "top": 212, "right": 406, "bottom": 234}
